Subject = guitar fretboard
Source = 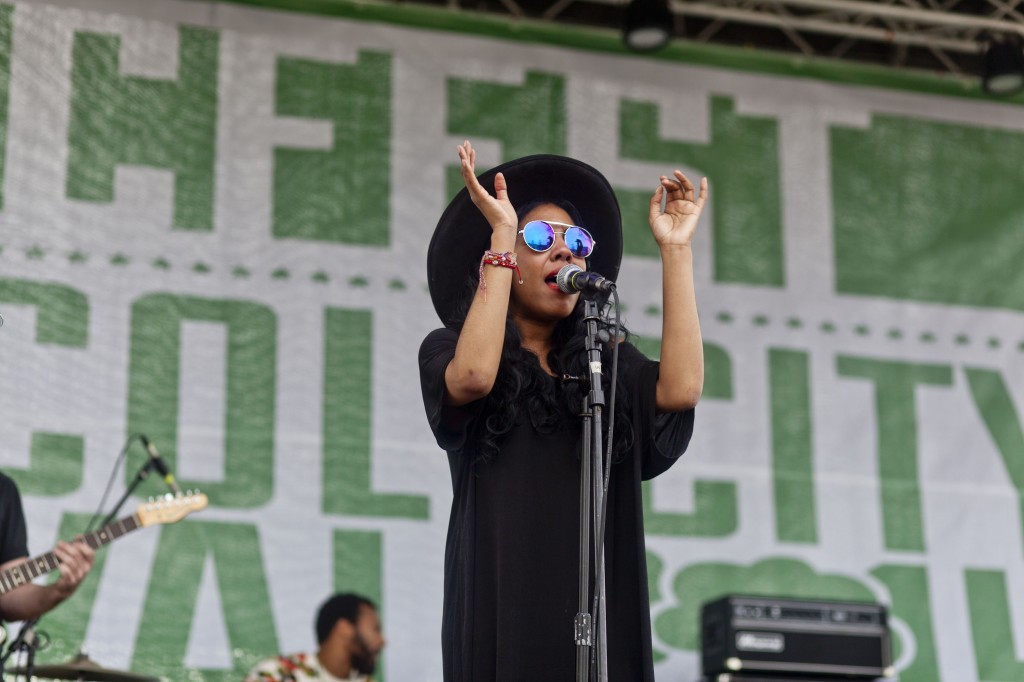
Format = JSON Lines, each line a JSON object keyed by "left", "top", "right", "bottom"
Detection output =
{"left": 0, "top": 514, "right": 141, "bottom": 596}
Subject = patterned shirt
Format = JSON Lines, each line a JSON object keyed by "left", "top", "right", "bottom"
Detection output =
{"left": 243, "top": 652, "right": 369, "bottom": 682}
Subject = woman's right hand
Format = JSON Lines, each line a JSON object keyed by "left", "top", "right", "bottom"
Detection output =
{"left": 445, "top": 141, "right": 516, "bottom": 406}
{"left": 458, "top": 140, "right": 518, "bottom": 235}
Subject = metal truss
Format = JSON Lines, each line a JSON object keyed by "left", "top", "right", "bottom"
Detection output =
{"left": 660, "top": 0, "right": 1024, "bottom": 75}
{"left": 397, "top": 0, "right": 1024, "bottom": 78}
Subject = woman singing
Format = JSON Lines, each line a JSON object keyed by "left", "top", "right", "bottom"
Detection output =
{"left": 419, "top": 141, "right": 707, "bottom": 681}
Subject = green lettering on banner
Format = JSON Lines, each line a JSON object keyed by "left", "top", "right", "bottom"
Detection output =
{"left": 34, "top": 513, "right": 106, "bottom": 665}
{"left": 965, "top": 568, "right": 1024, "bottom": 680}
{"left": 9, "top": 433, "right": 84, "bottom": 496}
{"left": 831, "top": 116, "right": 1024, "bottom": 311}
{"left": 334, "top": 529, "right": 385, "bottom": 681}
{"left": 127, "top": 294, "right": 276, "bottom": 507}
{"left": 632, "top": 338, "right": 732, "bottom": 398}
{"left": 630, "top": 335, "right": 729, "bottom": 399}
{"left": 637, "top": 339, "right": 737, "bottom": 537}
{"left": 132, "top": 520, "right": 278, "bottom": 681}
{"left": 965, "top": 368, "right": 1024, "bottom": 555}
{"left": 66, "top": 28, "right": 218, "bottom": 230}
{"left": 613, "top": 188, "right": 666, "bottom": 259}
{"left": 0, "top": 279, "right": 88, "bottom": 495}
{"left": 444, "top": 70, "right": 566, "bottom": 199}
{"left": 274, "top": 51, "right": 391, "bottom": 244}
{"left": 618, "top": 96, "right": 783, "bottom": 285}
{"left": 702, "top": 342, "right": 733, "bottom": 401}
{"left": 448, "top": 71, "right": 566, "bottom": 159}
{"left": 769, "top": 348, "right": 817, "bottom": 544}
{"left": 334, "top": 529, "right": 382, "bottom": 606}
{"left": 872, "top": 564, "right": 941, "bottom": 682}
{"left": 0, "top": 4, "right": 11, "bottom": 209}
{"left": 323, "top": 308, "right": 428, "bottom": 519}
{"left": 0, "top": 279, "right": 88, "bottom": 346}
{"left": 837, "top": 356, "right": 953, "bottom": 552}
{"left": 643, "top": 478, "right": 736, "bottom": 537}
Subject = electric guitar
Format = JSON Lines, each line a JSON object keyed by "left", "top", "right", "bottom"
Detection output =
{"left": 0, "top": 491, "right": 208, "bottom": 597}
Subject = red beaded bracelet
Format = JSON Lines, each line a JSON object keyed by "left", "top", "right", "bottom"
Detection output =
{"left": 478, "top": 250, "right": 523, "bottom": 298}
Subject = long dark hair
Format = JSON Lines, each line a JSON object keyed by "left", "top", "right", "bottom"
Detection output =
{"left": 451, "top": 199, "right": 635, "bottom": 466}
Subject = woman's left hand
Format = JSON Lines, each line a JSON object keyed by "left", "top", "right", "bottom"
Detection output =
{"left": 649, "top": 170, "right": 708, "bottom": 248}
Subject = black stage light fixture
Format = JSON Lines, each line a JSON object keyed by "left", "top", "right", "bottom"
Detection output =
{"left": 982, "top": 36, "right": 1024, "bottom": 96}
{"left": 623, "top": 0, "right": 674, "bottom": 52}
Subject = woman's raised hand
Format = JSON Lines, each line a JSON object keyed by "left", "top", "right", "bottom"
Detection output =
{"left": 458, "top": 140, "right": 518, "bottom": 235}
{"left": 649, "top": 170, "right": 708, "bottom": 248}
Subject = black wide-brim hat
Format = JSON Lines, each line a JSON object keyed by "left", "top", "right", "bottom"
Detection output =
{"left": 428, "top": 154, "right": 623, "bottom": 327}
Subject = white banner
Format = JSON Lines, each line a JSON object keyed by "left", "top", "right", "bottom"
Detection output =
{"left": 2, "top": 1, "right": 1024, "bottom": 679}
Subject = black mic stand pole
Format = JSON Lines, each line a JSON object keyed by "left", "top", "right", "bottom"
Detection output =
{"left": 100, "top": 455, "right": 158, "bottom": 528}
{"left": 70, "top": 449, "right": 161, "bottom": 670}
{"left": 72, "top": 449, "right": 160, "bottom": 668}
{"left": 574, "top": 295, "right": 608, "bottom": 682}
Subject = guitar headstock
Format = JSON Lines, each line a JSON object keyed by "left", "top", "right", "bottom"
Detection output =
{"left": 136, "top": 491, "right": 209, "bottom": 527}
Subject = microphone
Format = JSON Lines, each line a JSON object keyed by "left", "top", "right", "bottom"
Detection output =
{"left": 139, "top": 435, "right": 182, "bottom": 495}
{"left": 556, "top": 264, "right": 615, "bottom": 294}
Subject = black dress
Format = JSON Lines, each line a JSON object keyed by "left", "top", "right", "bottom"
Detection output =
{"left": 419, "top": 328, "right": 695, "bottom": 681}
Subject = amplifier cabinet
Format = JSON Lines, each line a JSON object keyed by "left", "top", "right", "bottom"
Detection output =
{"left": 701, "top": 595, "right": 893, "bottom": 679}
{"left": 700, "top": 671, "right": 884, "bottom": 675}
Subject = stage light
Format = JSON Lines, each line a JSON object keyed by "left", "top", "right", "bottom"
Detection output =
{"left": 623, "top": 0, "right": 674, "bottom": 53}
{"left": 982, "top": 36, "right": 1024, "bottom": 96}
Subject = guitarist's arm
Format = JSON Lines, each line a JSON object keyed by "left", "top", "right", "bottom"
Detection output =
{"left": 0, "top": 540, "right": 95, "bottom": 622}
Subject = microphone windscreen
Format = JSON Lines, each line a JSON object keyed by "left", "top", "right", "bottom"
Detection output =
{"left": 556, "top": 264, "right": 583, "bottom": 294}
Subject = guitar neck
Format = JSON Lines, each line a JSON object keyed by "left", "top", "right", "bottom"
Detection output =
{"left": 0, "top": 513, "right": 141, "bottom": 596}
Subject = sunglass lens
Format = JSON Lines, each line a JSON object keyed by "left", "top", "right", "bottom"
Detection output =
{"left": 523, "top": 221, "right": 555, "bottom": 252}
{"left": 565, "top": 227, "right": 594, "bottom": 257}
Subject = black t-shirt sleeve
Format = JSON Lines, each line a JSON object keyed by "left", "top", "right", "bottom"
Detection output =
{"left": 615, "top": 342, "right": 695, "bottom": 480}
{"left": 418, "top": 328, "right": 485, "bottom": 452}
{"left": 0, "top": 474, "right": 30, "bottom": 564}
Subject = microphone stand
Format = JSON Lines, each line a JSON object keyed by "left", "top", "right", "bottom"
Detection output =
{"left": 60, "top": 456, "right": 158, "bottom": 667}
{"left": 0, "top": 454, "right": 158, "bottom": 678}
{"left": 1, "top": 618, "right": 40, "bottom": 680}
{"left": 100, "top": 455, "right": 159, "bottom": 528}
{"left": 574, "top": 295, "right": 609, "bottom": 682}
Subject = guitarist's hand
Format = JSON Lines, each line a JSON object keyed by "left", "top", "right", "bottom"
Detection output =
{"left": 52, "top": 540, "right": 95, "bottom": 598}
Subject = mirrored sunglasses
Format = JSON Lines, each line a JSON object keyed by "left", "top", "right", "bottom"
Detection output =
{"left": 518, "top": 220, "right": 596, "bottom": 258}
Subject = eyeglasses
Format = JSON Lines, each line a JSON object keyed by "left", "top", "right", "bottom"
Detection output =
{"left": 518, "top": 220, "right": 596, "bottom": 258}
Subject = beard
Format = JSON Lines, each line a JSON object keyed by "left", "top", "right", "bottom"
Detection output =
{"left": 351, "top": 632, "right": 378, "bottom": 675}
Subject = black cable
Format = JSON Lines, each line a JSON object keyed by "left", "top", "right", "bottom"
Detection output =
{"left": 86, "top": 434, "right": 140, "bottom": 533}
{"left": 588, "top": 289, "right": 622, "bottom": 677}
{"left": 3, "top": 621, "right": 51, "bottom": 681}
